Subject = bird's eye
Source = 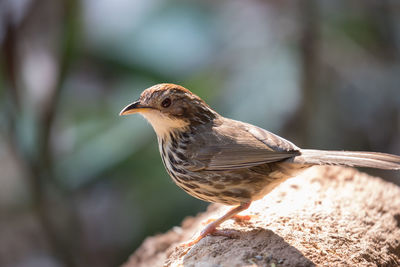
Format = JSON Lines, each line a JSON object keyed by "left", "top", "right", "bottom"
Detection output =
{"left": 161, "top": 98, "right": 172, "bottom": 108}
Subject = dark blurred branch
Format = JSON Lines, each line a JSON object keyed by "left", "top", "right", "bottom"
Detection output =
{"left": 368, "top": 0, "right": 399, "bottom": 61}
{"left": 36, "top": 0, "right": 84, "bottom": 266}
{"left": 2, "top": 16, "right": 20, "bottom": 111}
{"left": 282, "top": 0, "right": 320, "bottom": 146}
{"left": 38, "top": 0, "right": 79, "bottom": 173}
{"left": 1, "top": 8, "right": 21, "bottom": 165}
{"left": 1, "top": 0, "right": 83, "bottom": 266}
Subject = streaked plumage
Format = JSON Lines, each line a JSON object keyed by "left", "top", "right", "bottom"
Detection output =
{"left": 120, "top": 83, "right": 400, "bottom": 245}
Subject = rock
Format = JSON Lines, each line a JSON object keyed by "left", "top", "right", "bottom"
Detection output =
{"left": 123, "top": 166, "right": 400, "bottom": 267}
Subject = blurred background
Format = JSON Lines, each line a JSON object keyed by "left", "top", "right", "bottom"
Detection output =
{"left": 0, "top": 0, "right": 399, "bottom": 266}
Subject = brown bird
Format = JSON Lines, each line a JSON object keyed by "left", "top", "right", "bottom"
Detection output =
{"left": 120, "top": 83, "right": 400, "bottom": 246}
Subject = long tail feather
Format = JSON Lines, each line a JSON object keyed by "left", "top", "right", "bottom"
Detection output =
{"left": 293, "top": 149, "right": 400, "bottom": 170}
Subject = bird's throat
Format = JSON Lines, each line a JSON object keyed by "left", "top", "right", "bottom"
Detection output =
{"left": 141, "top": 110, "right": 189, "bottom": 138}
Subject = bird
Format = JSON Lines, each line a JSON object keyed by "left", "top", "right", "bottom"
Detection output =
{"left": 120, "top": 83, "right": 400, "bottom": 246}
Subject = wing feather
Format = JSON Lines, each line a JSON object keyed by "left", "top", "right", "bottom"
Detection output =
{"left": 186, "top": 118, "right": 300, "bottom": 171}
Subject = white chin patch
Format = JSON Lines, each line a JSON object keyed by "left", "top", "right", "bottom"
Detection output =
{"left": 141, "top": 110, "right": 188, "bottom": 137}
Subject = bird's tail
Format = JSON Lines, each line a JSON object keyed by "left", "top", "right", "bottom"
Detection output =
{"left": 292, "top": 149, "right": 400, "bottom": 170}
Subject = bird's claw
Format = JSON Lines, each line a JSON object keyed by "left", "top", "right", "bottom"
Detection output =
{"left": 202, "top": 214, "right": 254, "bottom": 225}
{"left": 181, "top": 228, "right": 240, "bottom": 247}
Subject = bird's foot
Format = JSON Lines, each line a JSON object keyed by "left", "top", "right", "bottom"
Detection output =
{"left": 181, "top": 223, "right": 217, "bottom": 247}
{"left": 232, "top": 214, "right": 254, "bottom": 222}
{"left": 210, "top": 229, "right": 240, "bottom": 238}
{"left": 182, "top": 202, "right": 252, "bottom": 247}
{"left": 181, "top": 227, "right": 240, "bottom": 247}
{"left": 202, "top": 214, "right": 254, "bottom": 225}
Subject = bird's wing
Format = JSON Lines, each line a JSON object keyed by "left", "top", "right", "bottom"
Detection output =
{"left": 186, "top": 118, "right": 300, "bottom": 171}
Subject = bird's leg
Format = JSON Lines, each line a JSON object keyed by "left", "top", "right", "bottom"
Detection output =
{"left": 202, "top": 214, "right": 253, "bottom": 225}
{"left": 183, "top": 202, "right": 251, "bottom": 247}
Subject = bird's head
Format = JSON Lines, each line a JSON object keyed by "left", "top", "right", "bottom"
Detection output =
{"left": 120, "top": 83, "right": 217, "bottom": 137}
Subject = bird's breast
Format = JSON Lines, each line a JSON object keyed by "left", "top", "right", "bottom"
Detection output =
{"left": 157, "top": 133, "right": 307, "bottom": 206}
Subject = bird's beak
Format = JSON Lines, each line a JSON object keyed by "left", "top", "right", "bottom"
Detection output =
{"left": 119, "top": 100, "right": 153, "bottom": 116}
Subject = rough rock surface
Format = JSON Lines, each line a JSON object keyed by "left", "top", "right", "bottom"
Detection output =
{"left": 124, "top": 166, "right": 400, "bottom": 267}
